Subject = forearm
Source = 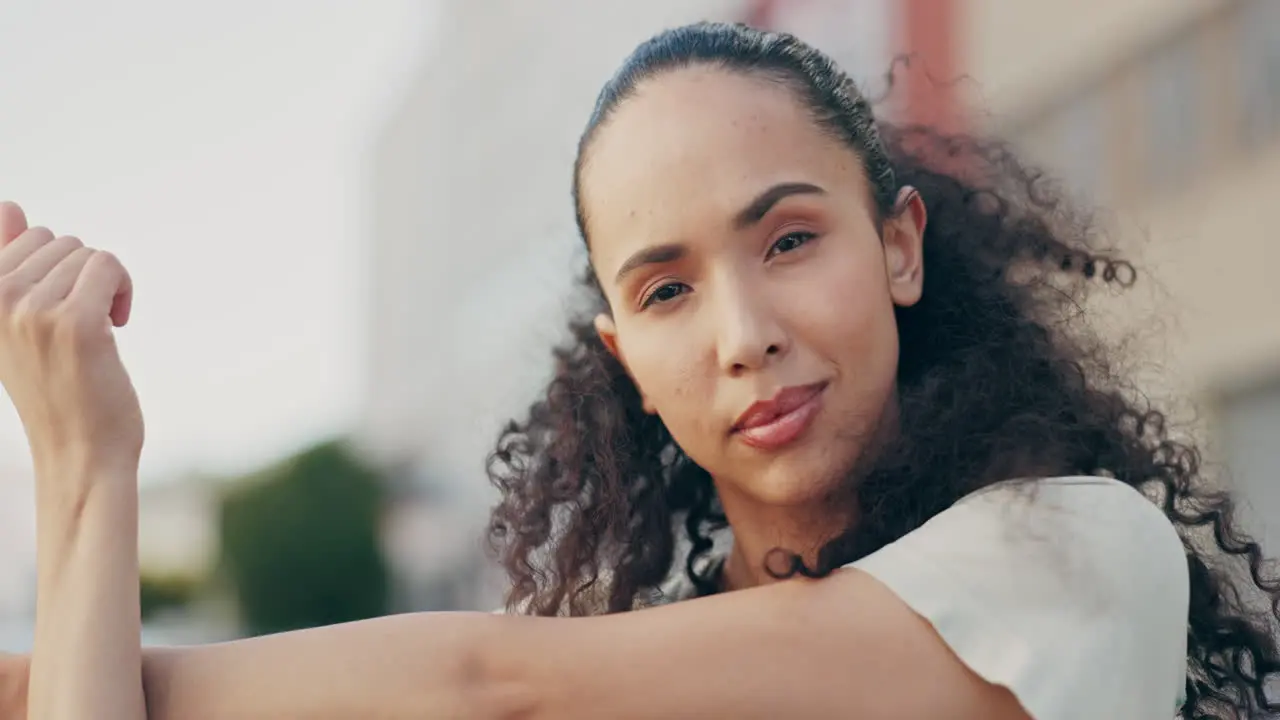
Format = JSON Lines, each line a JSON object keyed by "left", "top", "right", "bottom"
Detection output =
{"left": 30, "top": 472, "right": 145, "bottom": 720}
{"left": 0, "top": 652, "right": 29, "bottom": 718}
{"left": 140, "top": 612, "right": 519, "bottom": 720}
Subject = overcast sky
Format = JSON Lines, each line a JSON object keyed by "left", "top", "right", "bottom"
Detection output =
{"left": 0, "top": 0, "right": 434, "bottom": 482}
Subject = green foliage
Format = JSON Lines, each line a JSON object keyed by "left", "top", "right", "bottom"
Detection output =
{"left": 139, "top": 571, "right": 202, "bottom": 620}
{"left": 218, "top": 439, "right": 389, "bottom": 636}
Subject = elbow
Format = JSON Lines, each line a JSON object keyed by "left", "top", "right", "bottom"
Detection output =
{"left": 452, "top": 615, "right": 543, "bottom": 720}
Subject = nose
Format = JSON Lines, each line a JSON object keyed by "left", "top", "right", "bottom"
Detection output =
{"left": 713, "top": 277, "right": 789, "bottom": 376}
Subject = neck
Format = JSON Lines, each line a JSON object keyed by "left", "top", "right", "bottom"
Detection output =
{"left": 715, "top": 487, "right": 853, "bottom": 593}
{"left": 713, "top": 394, "right": 895, "bottom": 592}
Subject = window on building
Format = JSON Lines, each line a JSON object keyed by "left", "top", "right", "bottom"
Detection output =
{"left": 1237, "top": 0, "right": 1280, "bottom": 145}
{"left": 1221, "top": 378, "right": 1280, "bottom": 556}
{"left": 1144, "top": 37, "right": 1202, "bottom": 191}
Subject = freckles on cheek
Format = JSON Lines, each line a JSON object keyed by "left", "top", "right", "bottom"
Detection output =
{"left": 669, "top": 356, "right": 725, "bottom": 449}
{"left": 642, "top": 348, "right": 699, "bottom": 406}
{"left": 630, "top": 341, "right": 710, "bottom": 428}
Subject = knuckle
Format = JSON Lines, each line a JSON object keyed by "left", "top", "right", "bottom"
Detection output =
{"left": 49, "top": 309, "right": 81, "bottom": 339}
{"left": 95, "top": 249, "right": 123, "bottom": 270}
{"left": 88, "top": 249, "right": 130, "bottom": 285}
{"left": 56, "top": 308, "right": 106, "bottom": 348}
{"left": 86, "top": 248, "right": 119, "bottom": 272}
{"left": 15, "top": 298, "right": 54, "bottom": 328}
{"left": 0, "top": 277, "right": 26, "bottom": 311}
{"left": 5, "top": 297, "right": 55, "bottom": 344}
{"left": 68, "top": 245, "right": 95, "bottom": 262}
{"left": 24, "top": 226, "right": 54, "bottom": 245}
{"left": 54, "top": 235, "right": 84, "bottom": 251}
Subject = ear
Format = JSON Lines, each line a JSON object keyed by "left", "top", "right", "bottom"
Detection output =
{"left": 882, "top": 185, "right": 926, "bottom": 308}
{"left": 594, "top": 313, "right": 657, "bottom": 414}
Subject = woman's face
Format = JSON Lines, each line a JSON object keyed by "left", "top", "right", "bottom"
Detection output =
{"left": 582, "top": 67, "right": 926, "bottom": 508}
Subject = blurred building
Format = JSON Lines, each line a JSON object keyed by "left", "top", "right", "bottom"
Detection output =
{"left": 134, "top": 475, "right": 241, "bottom": 643}
{"left": 965, "top": 0, "right": 1280, "bottom": 548}
{"left": 138, "top": 474, "right": 220, "bottom": 578}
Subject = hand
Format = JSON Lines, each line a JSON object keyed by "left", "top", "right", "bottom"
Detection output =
{"left": 0, "top": 202, "right": 142, "bottom": 481}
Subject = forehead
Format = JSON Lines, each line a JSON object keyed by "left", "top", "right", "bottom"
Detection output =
{"left": 580, "top": 67, "right": 867, "bottom": 251}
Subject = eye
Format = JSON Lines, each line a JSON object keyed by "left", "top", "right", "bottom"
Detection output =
{"left": 640, "top": 281, "right": 689, "bottom": 309}
{"left": 766, "top": 231, "right": 816, "bottom": 259}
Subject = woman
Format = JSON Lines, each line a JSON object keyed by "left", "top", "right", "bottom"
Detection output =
{"left": 2, "top": 21, "right": 1277, "bottom": 719}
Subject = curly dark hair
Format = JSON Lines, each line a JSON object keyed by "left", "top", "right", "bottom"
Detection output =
{"left": 485, "top": 21, "right": 1280, "bottom": 718}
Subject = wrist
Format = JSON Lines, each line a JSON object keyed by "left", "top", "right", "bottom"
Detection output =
{"left": 33, "top": 437, "right": 139, "bottom": 481}
{"left": 33, "top": 459, "right": 138, "bottom": 528}
{"left": 29, "top": 468, "right": 144, "bottom": 720}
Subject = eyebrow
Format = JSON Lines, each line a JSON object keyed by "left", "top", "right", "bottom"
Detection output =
{"left": 614, "top": 243, "right": 686, "bottom": 284}
{"left": 732, "top": 181, "right": 826, "bottom": 230}
{"left": 612, "top": 181, "right": 827, "bottom": 284}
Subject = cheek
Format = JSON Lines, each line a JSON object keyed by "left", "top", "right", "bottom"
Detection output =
{"left": 621, "top": 328, "right": 708, "bottom": 413}
{"left": 789, "top": 242, "right": 900, "bottom": 379}
{"left": 620, "top": 328, "right": 722, "bottom": 452}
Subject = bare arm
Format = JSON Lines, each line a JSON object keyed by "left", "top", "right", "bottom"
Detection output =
{"left": 135, "top": 570, "right": 1026, "bottom": 720}
{"left": 0, "top": 202, "right": 146, "bottom": 719}
{"left": 29, "top": 469, "right": 145, "bottom": 720}
{"left": 0, "top": 652, "right": 29, "bottom": 718}
{"left": 140, "top": 613, "right": 510, "bottom": 719}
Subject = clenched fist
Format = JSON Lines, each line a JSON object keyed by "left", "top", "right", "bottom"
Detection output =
{"left": 0, "top": 202, "right": 142, "bottom": 484}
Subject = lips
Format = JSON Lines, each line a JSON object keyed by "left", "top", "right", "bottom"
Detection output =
{"left": 732, "top": 382, "right": 828, "bottom": 450}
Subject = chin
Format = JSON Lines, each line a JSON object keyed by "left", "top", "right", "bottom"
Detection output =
{"left": 743, "top": 453, "right": 851, "bottom": 508}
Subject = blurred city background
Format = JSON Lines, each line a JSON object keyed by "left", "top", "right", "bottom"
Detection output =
{"left": 0, "top": 0, "right": 1276, "bottom": 649}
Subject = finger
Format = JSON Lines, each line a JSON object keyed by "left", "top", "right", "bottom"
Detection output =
{"left": 0, "top": 227, "right": 55, "bottom": 276}
{"left": 0, "top": 202, "right": 28, "bottom": 246}
{"left": 110, "top": 273, "right": 133, "bottom": 328}
{"left": 25, "top": 246, "right": 95, "bottom": 307}
{"left": 10, "top": 235, "right": 84, "bottom": 286}
{"left": 68, "top": 250, "right": 133, "bottom": 328}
